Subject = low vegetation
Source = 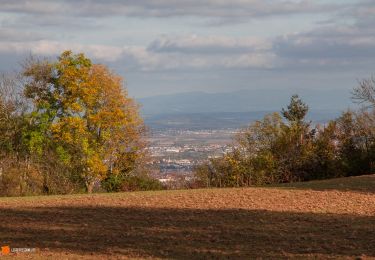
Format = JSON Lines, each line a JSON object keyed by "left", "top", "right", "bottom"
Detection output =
{"left": 0, "top": 175, "right": 374, "bottom": 259}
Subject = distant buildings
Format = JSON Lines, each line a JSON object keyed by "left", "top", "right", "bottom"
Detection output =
{"left": 148, "top": 129, "right": 238, "bottom": 180}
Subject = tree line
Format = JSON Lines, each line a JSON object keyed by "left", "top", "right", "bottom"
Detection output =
{"left": 0, "top": 51, "right": 161, "bottom": 196}
{"left": 1, "top": 50, "right": 374, "bottom": 196}
{"left": 194, "top": 82, "right": 375, "bottom": 188}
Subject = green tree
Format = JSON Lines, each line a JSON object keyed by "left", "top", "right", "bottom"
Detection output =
{"left": 282, "top": 94, "right": 309, "bottom": 126}
{"left": 333, "top": 110, "right": 375, "bottom": 176}
{"left": 279, "top": 95, "right": 315, "bottom": 181}
{"left": 194, "top": 96, "right": 322, "bottom": 187}
{"left": 0, "top": 73, "right": 46, "bottom": 196}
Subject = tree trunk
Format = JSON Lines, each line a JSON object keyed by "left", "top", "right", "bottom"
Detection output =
{"left": 86, "top": 180, "right": 95, "bottom": 193}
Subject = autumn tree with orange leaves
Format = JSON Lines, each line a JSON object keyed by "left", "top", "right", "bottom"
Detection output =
{"left": 22, "top": 51, "right": 147, "bottom": 193}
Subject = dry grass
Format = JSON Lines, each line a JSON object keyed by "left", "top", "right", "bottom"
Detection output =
{"left": 1, "top": 175, "right": 375, "bottom": 259}
{"left": 275, "top": 174, "right": 375, "bottom": 194}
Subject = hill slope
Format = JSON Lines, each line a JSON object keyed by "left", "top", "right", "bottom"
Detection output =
{"left": 0, "top": 175, "right": 374, "bottom": 259}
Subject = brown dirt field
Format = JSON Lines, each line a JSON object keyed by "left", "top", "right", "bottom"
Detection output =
{"left": 1, "top": 175, "right": 375, "bottom": 259}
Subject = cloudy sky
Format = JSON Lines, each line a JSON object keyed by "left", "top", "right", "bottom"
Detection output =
{"left": 0, "top": 0, "right": 374, "bottom": 98}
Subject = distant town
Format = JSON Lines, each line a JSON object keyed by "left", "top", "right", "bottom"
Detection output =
{"left": 147, "top": 129, "right": 238, "bottom": 184}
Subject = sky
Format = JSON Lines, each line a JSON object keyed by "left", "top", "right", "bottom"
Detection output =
{"left": 0, "top": 0, "right": 374, "bottom": 99}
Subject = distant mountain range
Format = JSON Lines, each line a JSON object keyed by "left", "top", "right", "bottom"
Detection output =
{"left": 137, "top": 89, "right": 353, "bottom": 130}
{"left": 142, "top": 111, "right": 342, "bottom": 130}
{"left": 138, "top": 89, "right": 353, "bottom": 115}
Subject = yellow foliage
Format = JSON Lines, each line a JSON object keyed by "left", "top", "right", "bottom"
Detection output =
{"left": 49, "top": 51, "right": 146, "bottom": 189}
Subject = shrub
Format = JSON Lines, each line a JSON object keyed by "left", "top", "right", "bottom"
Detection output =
{"left": 120, "top": 175, "right": 163, "bottom": 192}
{"left": 102, "top": 174, "right": 163, "bottom": 192}
{"left": 0, "top": 159, "right": 44, "bottom": 196}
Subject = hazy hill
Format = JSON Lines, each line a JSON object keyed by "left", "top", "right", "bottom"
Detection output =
{"left": 138, "top": 89, "right": 352, "bottom": 115}
{"left": 143, "top": 110, "right": 341, "bottom": 130}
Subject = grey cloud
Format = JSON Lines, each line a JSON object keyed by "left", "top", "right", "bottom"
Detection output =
{"left": 13, "top": 15, "right": 98, "bottom": 29}
{"left": 342, "top": 0, "right": 375, "bottom": 26}
{"left": 0, "top": 0, "right": 374, "bottom": 74}
{"left": 0, "top": 1, "right": 67, "bottom": 15}
{"left": 0, "top": 28, "right": 45, "bottom": 42}
{"left": 1, "top": 12, "right": 103, "bottom": 31}
{"left": 0, "top": 0, "right": 339, "bottom": 19}
{"left": 272, "top": 0, "right": 375, "bottom": 70}
{"left": 274, "top": 28, "right": 375, "bottom": 61}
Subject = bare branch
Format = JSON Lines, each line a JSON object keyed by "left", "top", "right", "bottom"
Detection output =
{"left": 352, "top": 76, "right": 375, "bottom": 108}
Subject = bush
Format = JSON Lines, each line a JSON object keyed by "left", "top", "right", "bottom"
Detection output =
{"left": 102, "top": 174, "right": 163, "bottom": 192}
{"left": 0, "top": 159, "right": 44, "bottom": 196}
{"left": 120, "top": 176, "right": 163, "bottom": 192}
{"left": 101, "top": 174, "right": 124, "bottom": 192}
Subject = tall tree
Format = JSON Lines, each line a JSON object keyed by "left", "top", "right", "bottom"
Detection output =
{"left": 281, "top": 94, "right": 309, "bottom": 126}
{"left": 23, "top": 51, "right": 146, "bottom": 193}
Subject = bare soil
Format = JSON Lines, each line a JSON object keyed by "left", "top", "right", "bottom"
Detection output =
{"left": 1, "top": 175, "right": 375, "bottom": 259}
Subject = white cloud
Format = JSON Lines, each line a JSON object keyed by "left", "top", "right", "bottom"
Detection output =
{"left": 0, "top": 35, "right": 278, "bottom": 71}
{"left": 0, "top": 40, "right": 123, "bottom": 61}
{"left": 126, "top": 35, "right": 277, "bottom": 71}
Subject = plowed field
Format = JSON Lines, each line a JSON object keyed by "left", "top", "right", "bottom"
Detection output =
{"left": 1, "top": 175, "right": 375, "bottom": 259}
